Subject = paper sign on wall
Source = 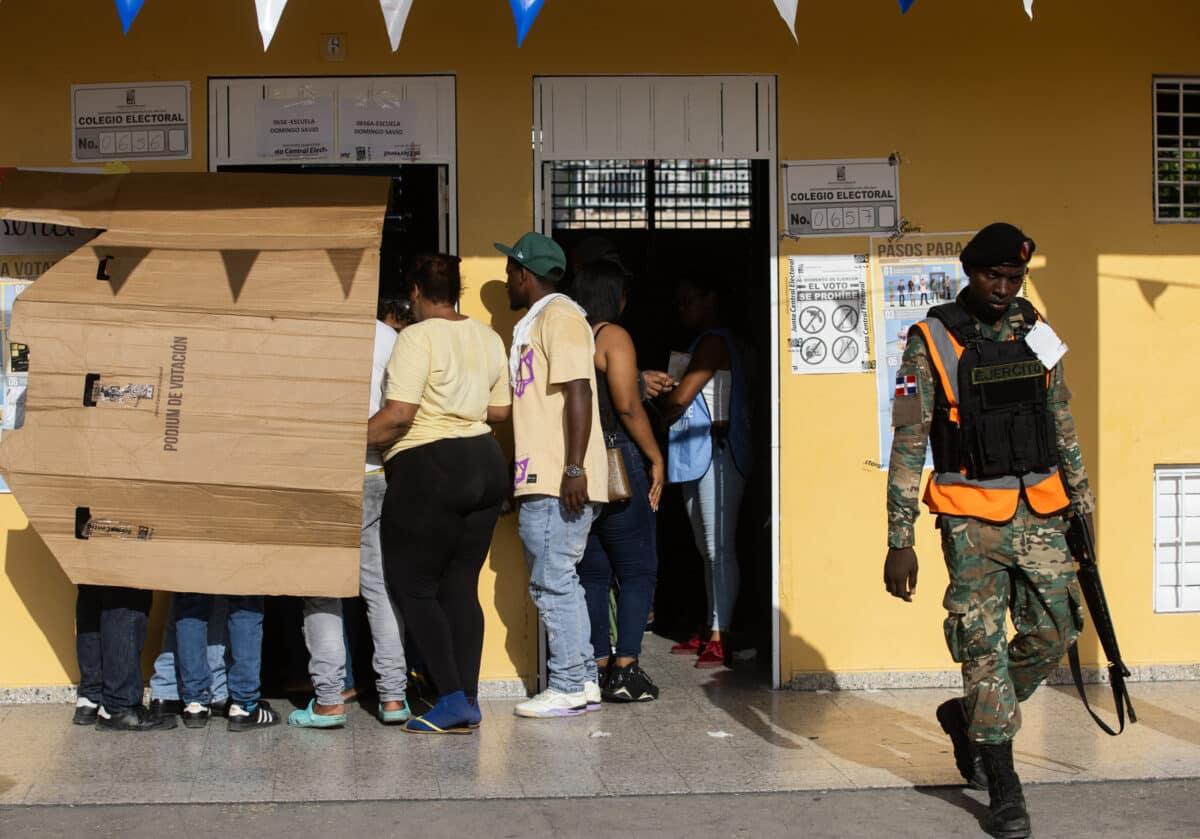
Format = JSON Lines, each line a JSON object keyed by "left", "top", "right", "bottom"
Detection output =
{"left": 72, "top": 81, "right": 191, "bottom": 162}
{"left": 255, "top": 96, "right": 335, "bottom": 160}
{"left": 338, "top": 95, "right": 419, "bottom": 162}
{"left": 787, "top": 255, "right": 869, "bottom": 375}
{"left": 784, "top": 158, "right": 900, "bottom": 238}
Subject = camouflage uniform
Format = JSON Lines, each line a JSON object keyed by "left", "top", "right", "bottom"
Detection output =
{"left": 887, "top": 300, "right": 1096, "bottom": 744}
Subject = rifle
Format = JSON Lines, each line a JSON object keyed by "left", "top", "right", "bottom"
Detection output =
{"left": 1066, "top": 514, "right": 1137, "bottom": 735}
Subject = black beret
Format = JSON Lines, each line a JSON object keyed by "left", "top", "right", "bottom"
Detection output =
{"left": 960, "top": 222, "right": 1036, "bottom": 269}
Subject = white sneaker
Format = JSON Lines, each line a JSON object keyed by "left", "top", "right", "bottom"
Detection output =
{"left": 514, "top": 688, "right": 588, "bottom": 718}
{"left": 584, "top": 681, "right": 602, "bottom": 712}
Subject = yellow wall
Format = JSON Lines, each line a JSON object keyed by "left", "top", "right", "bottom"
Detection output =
{"left": 0, "top": 0, "right": 1198, "bottom": 689}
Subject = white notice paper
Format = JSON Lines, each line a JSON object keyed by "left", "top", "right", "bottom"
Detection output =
{"left": 1024, "top": 321, "right": 1068, "bottom": 370}
{"left": 787, "top": 255, "right": 870, "bottom": 375}
{"left": 255, "top": 96, "right": 335, "bottom": 160}
{"left": 338, "top": 95, "right": 419, "bottom": 162}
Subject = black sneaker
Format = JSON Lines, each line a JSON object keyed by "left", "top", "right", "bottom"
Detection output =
{"left": 148, "top": 698, "right": 182, "bottom": 722}
{"left": 72, "top": 698, "right": 100, "bottom": 726}
{"left": 227, "top": 700, "right": 280, "bottom": 731}
{"left": 208, "top": 698, "right": 231, "bottom": 718}
{"left": 602, "top": 662, "right": 659, "bottom": 703}
{"left": 182, "top": 702, "right": 211, "bottom": 729}
{"left": 96, "top": 705, "right": 177, "bottom": 732}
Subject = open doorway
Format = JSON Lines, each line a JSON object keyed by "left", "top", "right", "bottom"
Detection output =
{"left": 542, "top": 156, "right": 776, "bottom": 682}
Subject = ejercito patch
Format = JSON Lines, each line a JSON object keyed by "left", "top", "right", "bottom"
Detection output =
{"left": 970, "top": 360, "right": 1044, "bottom": 386}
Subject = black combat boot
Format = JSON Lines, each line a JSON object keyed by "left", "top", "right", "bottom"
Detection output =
{"left": 978, "top": 741, "right": 1031, "bottom": 839}
{"left": 935, "top": 698, "right": 988, "bottom": 790}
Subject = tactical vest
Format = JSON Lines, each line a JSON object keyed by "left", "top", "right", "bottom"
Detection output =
{"left": 912, "top": 299, "right": 1071, "bottom": 523}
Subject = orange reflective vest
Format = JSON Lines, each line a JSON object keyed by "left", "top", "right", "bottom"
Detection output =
{"left": 913, "top": 317, "right": 1071, "bottom": 524}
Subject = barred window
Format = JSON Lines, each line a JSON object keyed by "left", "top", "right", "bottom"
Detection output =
{"left": 1154, "top": 77, "right": 1200, "bottom": 222}
{"left": 550, "top": 159, "right": 752, "bottom": 230}
{"left": 1154, "top": 466, "right": 1200, "bottom": 613}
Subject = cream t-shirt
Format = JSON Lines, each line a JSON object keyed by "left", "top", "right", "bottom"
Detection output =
{"left": 512, "top": 297, "right": 608, "bottom": 502}
{"left": 382, "top": 317, "right": 510, "bottom": 460}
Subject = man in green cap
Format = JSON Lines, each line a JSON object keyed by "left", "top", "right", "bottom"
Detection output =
{"left": 883, "top": 222, "right": 1096, "bottom": 839}
{"left": 498, "top": 232, "right": 609, "bottom": 719}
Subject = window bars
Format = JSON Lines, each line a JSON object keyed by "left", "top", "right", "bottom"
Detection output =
{"left": 1154, "top": 78, "right": 1200, "bottom": 222}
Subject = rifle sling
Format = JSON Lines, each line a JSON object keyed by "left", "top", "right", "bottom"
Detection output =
{"left": 1067, "top": 642, "right": 1138, "bottom": 736}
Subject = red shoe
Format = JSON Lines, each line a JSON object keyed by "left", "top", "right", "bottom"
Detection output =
{"left": 695, "top": 640, "right": 726, "bottom": 669}
{"left": 671, "top": 635, "right": 704, "bottom": 655}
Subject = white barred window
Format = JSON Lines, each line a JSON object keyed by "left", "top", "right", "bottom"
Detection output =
{"left": 1154, "top": 466, "right": 1200, "bottom": 613}
{"left": 1154, "top": 77, "right": 1200, "bottom": 222}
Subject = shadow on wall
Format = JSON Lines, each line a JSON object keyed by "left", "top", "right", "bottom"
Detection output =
{"left": 3, "top": 524, "right": 78, "bottom": 681}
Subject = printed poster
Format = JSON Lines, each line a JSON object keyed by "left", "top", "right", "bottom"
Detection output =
{"left": 870, "top": 233, "right": 972, "bottom": 470}
{"left": 0, "top": 221, "right": 100, "bottom": 490}
{"left": 787, "top": 255, "right": 870, "bottom": 374}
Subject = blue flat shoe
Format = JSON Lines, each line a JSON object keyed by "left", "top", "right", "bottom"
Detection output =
{"left": 287, "top": 699, "right": 346, "bottom": 729}
{"left": 377, "top": 700, "right": 412, "bottom": 725}
{"left": 402, "top": 714, "right": 473, "bottom": 735}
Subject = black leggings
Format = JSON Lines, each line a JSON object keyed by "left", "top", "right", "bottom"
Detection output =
{"left": 381, "top": 434, "right": 508, "bottom": 698}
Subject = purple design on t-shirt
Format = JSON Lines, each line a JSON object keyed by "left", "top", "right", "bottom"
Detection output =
{"left": 513, "top": 457, "right": 530, "bottom": 487}
{"left": 514, "top": 348, "right": 535, "bottom": 398}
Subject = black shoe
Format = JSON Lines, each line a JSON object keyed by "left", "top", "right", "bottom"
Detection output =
{"left": 148, "top": 698, "right": 182, "bottom": 721}
{"left": 936, "top": 698, "right": 988, "bottom": 790}
{"left": 979, "top": 742, "right": 1032, "bottom": 839}
{"left": 72, "top": 700, "right": 99, "bottom": 726}
{"left": 96, "top": 705, "right": 177, "bottom": 732}
{"left": 596, "top": 659, "right": 614, "bottom": 692}
{"left": 227, "top": 700, "right": 280, "bottom": 731}
{"left": 182, "top": 702, "right": 211, "bottom": 729}
{"left": 208, "top": 698, "right": 231, "bottom": 718}
{"left": 602, "top": 661, "right": 660, "bottom": 703}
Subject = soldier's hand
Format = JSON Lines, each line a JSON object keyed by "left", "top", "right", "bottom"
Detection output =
{"left": 884, "top": 548, "right": 919, "bottom": 602}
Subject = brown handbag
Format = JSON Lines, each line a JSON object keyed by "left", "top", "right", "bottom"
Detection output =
{"left": 606, "top": 434, "right": 633, "bottom": 502}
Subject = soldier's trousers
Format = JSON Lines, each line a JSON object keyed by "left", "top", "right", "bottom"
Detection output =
{"left": 939, "top": 500, "right": 1084, "bottom": 744}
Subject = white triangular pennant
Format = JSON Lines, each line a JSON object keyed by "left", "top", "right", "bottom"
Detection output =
{"left": 254, "top": 0, "right": 289, "bottom": 51}
{"left": 772, "top": 0, "right": 799, "bottom": 41}
{"left": 1024, "top": 0, "right": 1034, "bottom": 19}
{"left": 379, "top": 0, "right": 414, "bottom": 52}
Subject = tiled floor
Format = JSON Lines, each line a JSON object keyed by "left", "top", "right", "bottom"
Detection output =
{"left": 2, "top": 634, "right": 1199, "bottom": 806}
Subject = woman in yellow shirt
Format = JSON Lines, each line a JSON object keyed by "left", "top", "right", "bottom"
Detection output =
{"left": 367, "top": 254, "right": 511, "bottom": 734}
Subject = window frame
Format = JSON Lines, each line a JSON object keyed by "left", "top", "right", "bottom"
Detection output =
{"left": 1153, "top": 76, "right": 1200, "bottom": 224}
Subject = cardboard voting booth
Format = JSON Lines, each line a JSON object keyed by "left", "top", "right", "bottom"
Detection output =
{"left": 0, "top": 171, "right": 391, "bottom": 596}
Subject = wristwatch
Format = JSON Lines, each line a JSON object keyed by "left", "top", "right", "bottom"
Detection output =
{"left": 563, "top": 464, "right": 585, "bottom": 479}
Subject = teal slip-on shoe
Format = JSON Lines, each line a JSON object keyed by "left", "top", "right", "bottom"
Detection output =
{"left": 377, "top": 700, "right": 412, "bottom": 725}
{"left": 287, "top": 699, "right": 346, "bottom": 729}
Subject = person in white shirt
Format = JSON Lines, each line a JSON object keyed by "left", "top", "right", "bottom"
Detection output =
{"left": 288, "top": 295, "right": 414, "bottom": 728}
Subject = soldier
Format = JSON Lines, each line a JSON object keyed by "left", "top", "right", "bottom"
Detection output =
{"left": 883, "top": 223, "right": 1096, "bottom": 839}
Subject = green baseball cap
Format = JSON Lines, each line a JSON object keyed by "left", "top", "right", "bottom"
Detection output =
{"left": 494, "top": 232, "right": 566, "bottom": 280}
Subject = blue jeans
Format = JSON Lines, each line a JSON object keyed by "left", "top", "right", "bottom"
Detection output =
{"left": 150, "top": 595, "right": 229, "bottom": 703}
{"left": 175, "top": 594, "right": 264, "bottom": 706}
{"left": 518, "top": 495, "right": 599, "bottom": 693}
{"left": 579, "top": 435, "right": 658, "bottom": 661}
{"left": 682, "top": 438, "right": 745, "bottom": 633}
{"left": 75, "top": 585, "right": 152, "bottom": 713}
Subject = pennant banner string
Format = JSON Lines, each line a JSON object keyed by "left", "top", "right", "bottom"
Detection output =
{"left": 379, "top": 0, "right": 414, "bottom": 52}
{"left": 255, "top": 0, "right": 289, "bottom": 51}
{"left": 772, "top": 0, "right": 799, "bottom": 41}
{"left": 510, "top": 0, "right": 545, "bottom": 47}
{"left": 114, "top": 0, "right": 145, "bottom": 34}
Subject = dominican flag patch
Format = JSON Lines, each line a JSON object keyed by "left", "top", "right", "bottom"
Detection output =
{"left": 894, "top": 374, "right": 917, "bottom": 397}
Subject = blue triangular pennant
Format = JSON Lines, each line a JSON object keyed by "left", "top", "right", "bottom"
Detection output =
{"left": 898, "top": 0, "right": 916, "bottom": 12}
{"left": 509, "top": 0, "right": 544, "bottom": 47}
{"left": 115, "top": 0, "right": 145, "bottom": 34}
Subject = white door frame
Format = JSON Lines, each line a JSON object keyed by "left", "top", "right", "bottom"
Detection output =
{"left": 532, "top": 75, "right": 781, "bottom": 689}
